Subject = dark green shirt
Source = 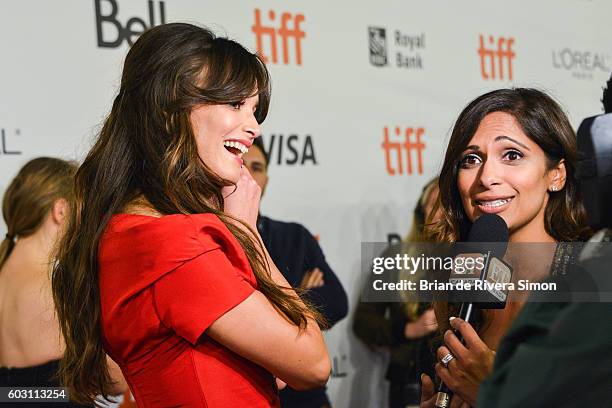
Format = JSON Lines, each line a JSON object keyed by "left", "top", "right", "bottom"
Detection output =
{"left": 479, "top": 231, "right": 612, "bottom": 407}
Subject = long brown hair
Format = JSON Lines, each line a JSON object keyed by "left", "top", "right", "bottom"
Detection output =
{"left": 428, "top": 88, "right": 589, "bottom": 244}
{"left": 52, "top": 23, "right": 321, "bottom": 405}
{"left": 426, "top": 88, "right": 590, "bottom": 334}
{"left": 0, "top": 157, "right": 76, "bottom": 268}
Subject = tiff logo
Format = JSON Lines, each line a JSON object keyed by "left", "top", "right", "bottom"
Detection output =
{"left": 381, "top": 126, "right": 425, "bottom": 176}
{"left": 252, "top": 9, "right": 305, "bottom": 65}
{"left": 478, "top": 35, "right": 515, "bottom": 80}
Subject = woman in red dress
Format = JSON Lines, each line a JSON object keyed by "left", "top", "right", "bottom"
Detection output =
{"left": 52, "top": 23, "right": 331, "bottom": 407}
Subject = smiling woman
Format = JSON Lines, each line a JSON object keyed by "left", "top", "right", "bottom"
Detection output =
{"left": 191, "top": 95, "right": 261, "bottom": 182}
{"left": 456, "top": 111, "right": 567, "bottom": 242}
{"left": 420, "top": 88, "right": 591, "bottom": 407}
{"left": 51, "top": 23, "right": 330, "bottom": 408}
{"left": 429, "top": 88, "right": 588, "bottom": 244}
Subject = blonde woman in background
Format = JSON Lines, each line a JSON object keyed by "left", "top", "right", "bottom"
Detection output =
{"left": 0, "top": 157, "right": 126, "bottom": 406}
{"left": 353, "top": 177, "right": 440, "bottom": 408}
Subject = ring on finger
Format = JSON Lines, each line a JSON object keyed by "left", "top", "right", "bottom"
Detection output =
{"left": 441, "top": 352, "right": 454, "bottom": 368}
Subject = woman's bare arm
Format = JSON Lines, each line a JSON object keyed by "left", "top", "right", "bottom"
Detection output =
{"left": 206, "top": 237, "right": 330, "bottom": 390}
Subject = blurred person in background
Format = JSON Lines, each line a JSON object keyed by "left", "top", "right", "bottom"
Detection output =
{"left": 243, "top": 137, "right": 349, "bottom": 408}
{"left": 353, "top": 177, "right": 440, "bottom": 408}
{"left": 0, "top": 157, "right": 126, "bottom": 406}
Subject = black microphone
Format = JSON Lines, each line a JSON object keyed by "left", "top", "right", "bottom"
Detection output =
{"left": 434, "top": 214, "right": 511, "bottom": 408}
{"left": 452, "top": 213, "right": 511, "bottom": 310}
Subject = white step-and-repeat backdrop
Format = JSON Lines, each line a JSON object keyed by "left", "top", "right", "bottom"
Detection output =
{"left": 1, "top": 1, "right": 611, "bottom": 407}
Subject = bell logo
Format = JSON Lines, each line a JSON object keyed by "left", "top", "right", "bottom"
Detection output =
{"left": 251, "top": 9, "right": 305, "bottom": 65}
{"left": 477, "top": 35, "right": 515, "bottom": 80}
{"left": 95, "top": 0, "right": 166, "bottom": 48}
{"left": 381, "top": 126, "right": 425, "bottom": 176}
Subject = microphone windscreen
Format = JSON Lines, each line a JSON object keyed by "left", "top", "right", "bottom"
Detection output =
{"left": 466, "top": 214, "right": 509, "bottom": 259}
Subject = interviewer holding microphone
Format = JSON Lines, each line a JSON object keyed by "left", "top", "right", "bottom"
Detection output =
{"left": 420, "top": 88, "right": 590, "bottom": 407}
{"left": 51, "top": 23, "right": 330, "bottom": 407}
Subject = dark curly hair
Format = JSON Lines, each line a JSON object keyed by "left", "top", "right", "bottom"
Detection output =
{"left": 603, "top": 72, "right": 612, "bottom": 113}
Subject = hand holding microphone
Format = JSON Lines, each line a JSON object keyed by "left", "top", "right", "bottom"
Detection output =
{"left": 434, "top": 317, "right": 496, "bottom": 406}
{"left": 429, "top": 214, "right": 511, "bottom": 408}
{"left": 420, "top": 373, "right": 468, "bottom": 408}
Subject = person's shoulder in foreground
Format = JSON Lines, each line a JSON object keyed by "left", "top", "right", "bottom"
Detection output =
{"left": 478, "top": 229, "right": 612, "bottom": 408}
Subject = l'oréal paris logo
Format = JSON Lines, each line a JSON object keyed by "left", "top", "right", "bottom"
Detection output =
{"left": 0, "top": 128, "right": 22, "bottom": 156}
{"left": 552, "top": 48, "right": 611, "bottom": 80}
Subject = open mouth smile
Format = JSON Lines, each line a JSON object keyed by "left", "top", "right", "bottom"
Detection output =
{"left": 474, "top": 197, "right": 514, "bottom": 213}
{"left": 223, "top": 140, "right": 249, "bottom": 155}
{"left": 223, "top": 140, "right": 250, "bottom": 165}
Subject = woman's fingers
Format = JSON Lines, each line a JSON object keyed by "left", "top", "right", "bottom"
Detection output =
{"left": 223, "top": 167, "right": 261, "bottom": 228}
{"left": 435, "top": 362, "right": 454, "bottom": 390}
{"left": 450, "top": 394, "right": 466, "bottom": 408}
{"left": 420, "top": 373, "right": 436, "bottom": 408}
{"left": 443, "top": 329, "right": 469, "bottom": 363}
{"left": 437, "top": 345, "right": 458, "bottom": 371}
{"left": 449, "top": 317, "right": 485, "bottom": 351}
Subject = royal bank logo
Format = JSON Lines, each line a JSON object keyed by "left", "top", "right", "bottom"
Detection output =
{"left": 368, "top": 27, "right": 387, "bottom": 67}
{"left": 261, "top": 133, "right": 317, "bottom": 165}
{"left": 552, "top": 48, "right": 611, "bottom": 80}
{"left": 478, "top": 34, "right": 515, "bottom": 81}
{"left": 368, "top": 26, "right": 425, "bottom": 69}
{"left": 252, "top": 9, "right": 305, "bottom": 66}
{"left": 0, "top": 128, "right": 22, "bottom": 156}
{"left": 381, "top": 126, "right": 426, "bottom": 176}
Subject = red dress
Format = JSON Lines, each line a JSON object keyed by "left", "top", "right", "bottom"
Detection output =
{"left": 98, "top": 213, "right": 280, "bottom": 408}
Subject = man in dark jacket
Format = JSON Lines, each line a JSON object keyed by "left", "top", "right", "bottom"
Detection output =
{"left": 243, "top": 137, "right": 349, "bottom": 408}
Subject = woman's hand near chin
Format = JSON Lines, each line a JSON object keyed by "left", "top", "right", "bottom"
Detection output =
{"left": 222, "top": 166, "right": 261, "bottom": 230}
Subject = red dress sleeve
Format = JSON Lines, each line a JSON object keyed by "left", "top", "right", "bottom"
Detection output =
{"left": 99, "top": 213, "right": 279, "bottom": 407}
{"left": 100, "top": 213, "right": 260, "bottom": 347}
{"left": 152, "top": 247, "right": 255, "bottom": 345}
{"left": 150, "top": 214, "right": 258, "bottom": 345}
